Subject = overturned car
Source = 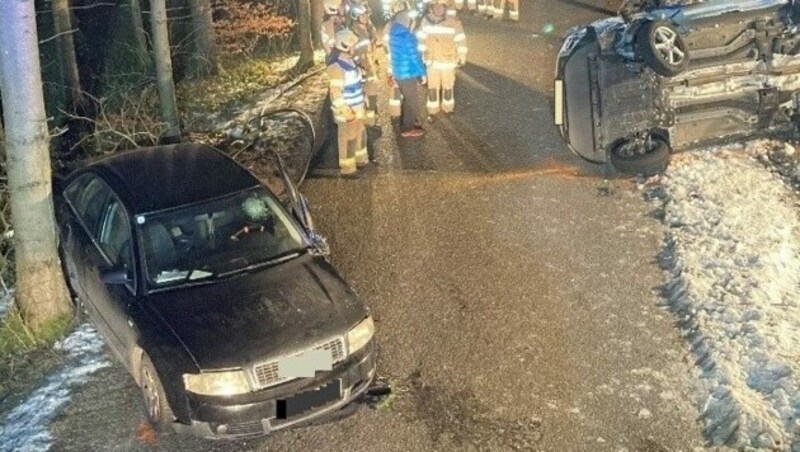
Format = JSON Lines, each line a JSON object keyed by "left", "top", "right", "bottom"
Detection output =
{"left": 554, "top": 0, "right": 800, "bottom": 175}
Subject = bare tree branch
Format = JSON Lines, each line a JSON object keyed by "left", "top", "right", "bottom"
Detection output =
{"left": 38, "top": 28, "right": 77, "bottom": 45}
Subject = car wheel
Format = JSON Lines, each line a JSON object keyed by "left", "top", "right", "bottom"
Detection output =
{"left": 139, "top": 354, "right": 175, "bottom": 432}
{"left": 637, "top": 21, "right": 689, "bottom": 77}
{"left": 608, "top": 135, "right": 670, "bottom": 176}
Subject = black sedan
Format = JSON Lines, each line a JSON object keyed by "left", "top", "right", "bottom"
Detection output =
{"left": 55, "top": 143, "right": 376, "bottom": 438}
{"left": 555, "top": 0, "right": 800, "bottom": 175}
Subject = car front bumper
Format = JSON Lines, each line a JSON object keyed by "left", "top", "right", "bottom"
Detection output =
{"left": 173, "top": 341, "right": 377, "bottom": 439}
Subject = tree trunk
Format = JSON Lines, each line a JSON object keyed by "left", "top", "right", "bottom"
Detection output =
{"left": 294, "top": 0, "right": 315, "bottom": 72}
{"left": 149, "top": 0, "right": 181, "bottom": 142}
{"left": 0, "top": 0, "right": 72, "bottom": 333}
{"left": 127, "top": 0, "right": 151, "bottom": 70}
{"left": 310, "top": 0, "right": 323, "bottom": 48}
{"left": 188, "top": 0, "right": 220, "bottom": 77}
{"left": 51, "top": 0, "right": 82, "bottom": 112}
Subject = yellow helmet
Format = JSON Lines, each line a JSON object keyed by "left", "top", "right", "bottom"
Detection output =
{"left": 324, "top": 0, "right": 341, "bottom": 15}
{"left": 334, "top": 29, "right": 359, "bottom": 52}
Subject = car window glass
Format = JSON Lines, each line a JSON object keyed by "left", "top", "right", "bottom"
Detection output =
{"left": 99, "top": 196, "right": 135, "bottom": 291}
{"left": 99, "top": 197, "right": 132, "bottom": 268}
{"left": 64, "top": 174, "right": 90, "bottom": 206}
{"left": 70, "top": 176, "right": 111, "bottom": 236}
{"left": 140, "top": 187, "right": 307, "bottom": 289}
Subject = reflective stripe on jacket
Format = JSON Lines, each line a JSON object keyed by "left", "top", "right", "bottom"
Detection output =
{"left": 328, "top": 56, "right": 365, "bottom": 109}
{"left": 417, "top": 14, "right": 467, "bottom": 63}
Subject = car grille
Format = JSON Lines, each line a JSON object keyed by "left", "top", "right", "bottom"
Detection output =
{"left": 253, "top": 337, "right": 346, "bottom": 389}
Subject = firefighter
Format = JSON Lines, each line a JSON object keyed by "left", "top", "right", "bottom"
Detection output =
{"left": 477, "top": 0, "right": 488, "bottom": 15}
{"left": 328, "top": 30, "right": 369, "bottom": 174}
{"left": 417, "top": 0, "right": 466, "bottom": 115}
{"left": 507, "top": 0, "right": 519, "bottom": 20}
{"left": 384, "top": 0, "right": 413, "bottom": 118}
{"left": 348, "top": 3, "right": 380, "bottom": 126}
{"left": 321, "top": 0, "right": 346, "bottom": 58}
{"left": 488, "top": 0, "right": 518, "bottom": 20}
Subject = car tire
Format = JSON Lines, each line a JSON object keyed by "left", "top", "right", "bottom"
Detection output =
{"left": 637, "top": 21, "right": 689, "bottom": 77}
{"left": 608, "top": 135, "right": 670, "bottom": 176}
{"left": 139, "top": 354, "right": 175, "bottom": 432}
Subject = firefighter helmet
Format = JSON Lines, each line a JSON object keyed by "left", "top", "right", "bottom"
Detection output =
{"left": 334, "top": 29, "right": 359, "bottom": 52}
{"left": 348, "top": 2, "right": 369, "bottom": 20}
{"left": 390, "top": 0, "right": 409, "bottom": 14}
{"left": 324, "top": 0, "right": 341, "bottom": 15}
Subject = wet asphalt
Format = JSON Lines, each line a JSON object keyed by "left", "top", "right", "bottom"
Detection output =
{"left": 48, "top": 1, "right": 710, "bottom": 450}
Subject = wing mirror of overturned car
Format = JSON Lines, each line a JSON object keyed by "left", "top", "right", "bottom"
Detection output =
{"left": 101, "top": 265, "right": 131, "bottom": 285}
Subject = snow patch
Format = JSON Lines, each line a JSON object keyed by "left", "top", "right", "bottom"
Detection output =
{"left": 656, "top": 143, "right": 800, "bottom": 449}
{"left": 0, "top": 323, "right": 110, "bottom": 451}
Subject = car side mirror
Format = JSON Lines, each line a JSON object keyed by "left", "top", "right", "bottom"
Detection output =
{"left": 101, "top": 266, "right": 131, "bottom": 285}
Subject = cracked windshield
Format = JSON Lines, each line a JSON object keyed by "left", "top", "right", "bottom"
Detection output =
{"left": 140, "top": 188, "right": 306, "bottom": 288}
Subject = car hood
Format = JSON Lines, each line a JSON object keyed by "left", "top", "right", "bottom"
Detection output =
{"left": 145, "top": 254, "right": 368, "bottom": 370}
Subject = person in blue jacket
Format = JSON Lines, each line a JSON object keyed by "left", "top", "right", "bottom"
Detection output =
{"left": 386, "top": 7, "right": 428, "bottom": 137}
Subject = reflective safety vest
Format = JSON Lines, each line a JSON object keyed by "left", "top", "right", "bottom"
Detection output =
{"left": 328, "top": 56, "right": 365, "bottom": 121}
{"left": 417, "top": 14, "right": 467, "bottom": 65}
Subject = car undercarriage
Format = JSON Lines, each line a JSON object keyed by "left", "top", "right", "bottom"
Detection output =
{"left": 556, "top": 0, "right": 800, "bottom": 174}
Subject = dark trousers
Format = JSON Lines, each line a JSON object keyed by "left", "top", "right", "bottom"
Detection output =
{"left": 396, "top": 78, "right": 425, "bottom": 132}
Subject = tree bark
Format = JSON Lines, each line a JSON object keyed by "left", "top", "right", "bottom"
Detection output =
{"left": 149, "top": 0, "right": 181, "bottom": 141}
{"left": 127, "top": 0, "right": 151, "bottom": 70}
{"left": 51, "top": 0, "right": 82, "bottom": 112}
{"left": 0, "top": 0, "right": 72, "bottom": 332}
{"left": 310, "top": 0, "right": 323, "bottom": 48}
{"left": 188, "top": 0, "right": 219, "bottom": 77}
{"left": 294, "top": 0, "right": 315, "bottom": 72}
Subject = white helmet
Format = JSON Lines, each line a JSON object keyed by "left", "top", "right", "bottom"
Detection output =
{"left": 324, "top": 0, "right": 341, "bottom": 15}
{"left": 334, "top": 29, "right": 359, "bottom": 52}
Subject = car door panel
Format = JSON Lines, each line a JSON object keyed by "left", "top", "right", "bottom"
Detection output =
{"left": 63, "top": 174, "right": 138, "bottom": 363}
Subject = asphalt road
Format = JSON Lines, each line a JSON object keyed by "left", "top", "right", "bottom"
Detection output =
{"left": 49, "top": 1, "right": 709, "bottom": 450}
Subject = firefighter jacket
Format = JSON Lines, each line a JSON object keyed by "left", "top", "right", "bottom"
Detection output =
{"left": 352, "top": 23, "right": 379, "bottom": 81}
{"left": 386, "top": 21, "right": 426, "bottom": 81}
{"left": 417, "top": 13, "right": 467, "bottom": 67}
{"left": 328, "top": 55, "right": 365, "bottom": 122}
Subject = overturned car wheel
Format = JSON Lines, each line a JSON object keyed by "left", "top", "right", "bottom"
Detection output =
{"left": 637, "top": 21, "right": 689, "bottom": 77}
{"left": 608, "top": 135, "right": 670, "bottom": 176}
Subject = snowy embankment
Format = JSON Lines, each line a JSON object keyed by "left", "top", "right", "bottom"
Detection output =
{"left": 655, "top": 141, "right": 800, "bottom": 449}
{"left": 0, "top": 323, "right": 108, "bottom": 451}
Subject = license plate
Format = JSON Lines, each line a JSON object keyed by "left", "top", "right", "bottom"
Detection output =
{"left": 277, "top": 349, "right": 333, "bottom": 379}
{"left": 554, "top": 79, "right": 564, "bottom": 126}
{"left": 276, "top": 379, "right": 342, "bottom": 419}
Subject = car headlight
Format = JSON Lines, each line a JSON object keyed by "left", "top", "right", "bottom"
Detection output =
{"left": 346, "top": 316, "right": 374, "bottom": 354}
{"left": 183, "top": 369, "right": 250, "bottom": 396}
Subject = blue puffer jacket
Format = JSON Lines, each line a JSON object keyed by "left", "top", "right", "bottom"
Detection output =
{"left": 388, "top": 22, "right": 426, "bottom": 81}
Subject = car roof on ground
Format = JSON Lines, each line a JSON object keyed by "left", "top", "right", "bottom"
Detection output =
{"left": 88, "top": 143, "right": 261, "bottom": 215}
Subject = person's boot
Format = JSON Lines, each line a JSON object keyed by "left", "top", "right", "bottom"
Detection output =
{"left": 339, "top": 157, "right": 358, "bottom": 177}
